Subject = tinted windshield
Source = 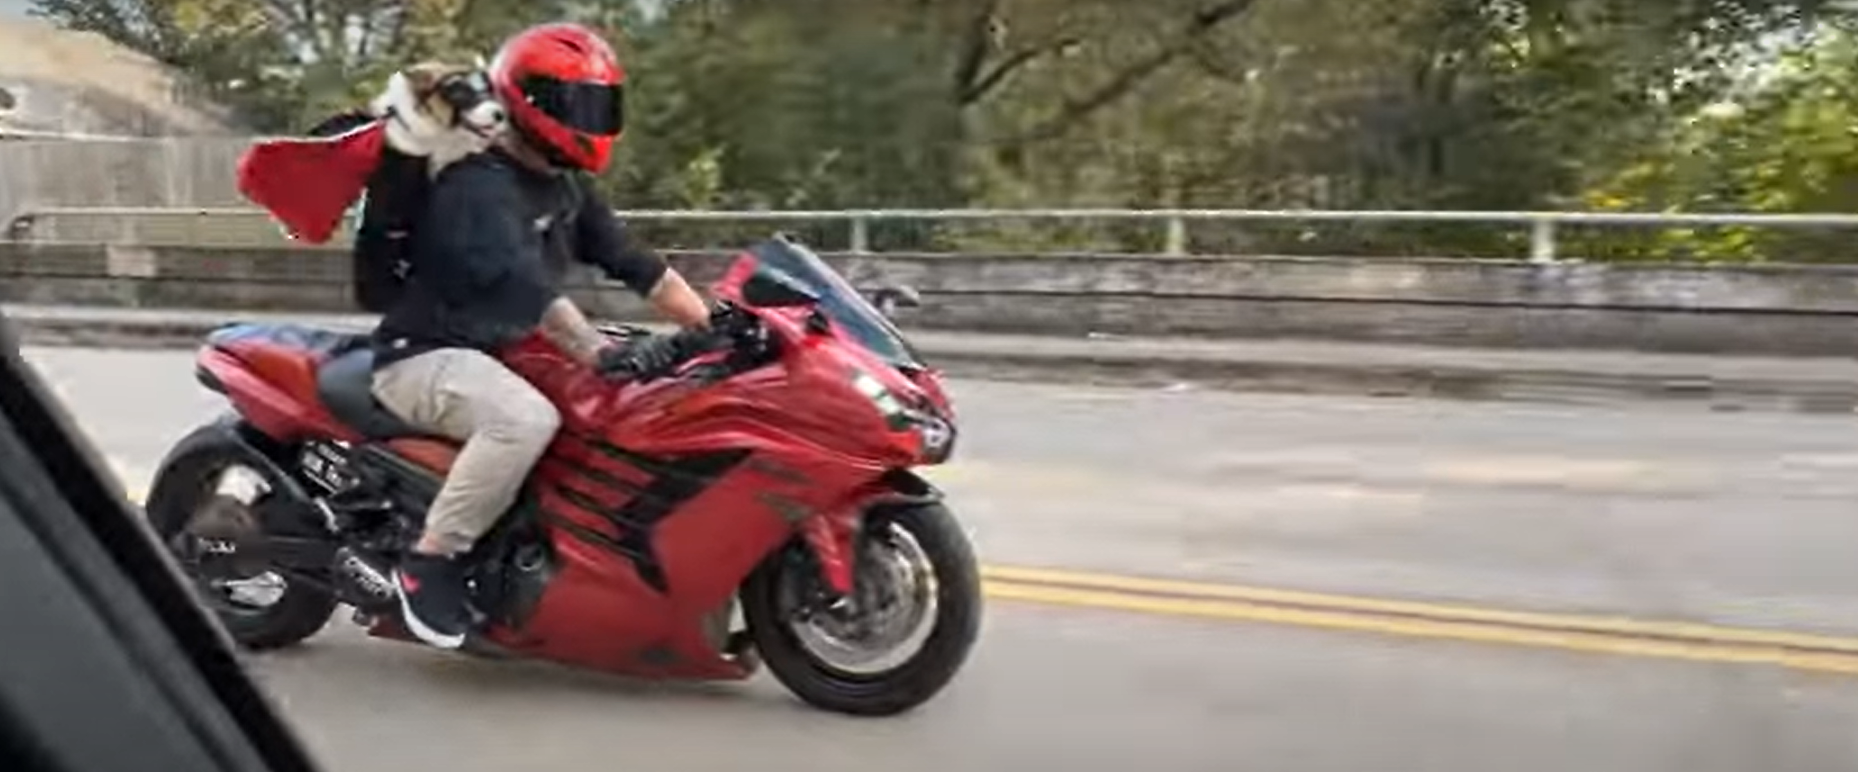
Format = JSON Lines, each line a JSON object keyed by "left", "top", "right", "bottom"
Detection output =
{"left": 749, "top": 238, "right": 924, "bottom": 370}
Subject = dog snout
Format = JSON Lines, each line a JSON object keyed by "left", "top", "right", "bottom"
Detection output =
{"left": 476, "top": 102, "right": 506, "bottom": 124}
{"left": 463, "top": 102, "right": 507, "bottom": 133}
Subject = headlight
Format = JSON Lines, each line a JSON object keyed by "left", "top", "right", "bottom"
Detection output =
{"left": 851, "top": 370, "right": 912, "bottom": 431}
{"left": 850, "top": 368, "right": 956, "bottom": 462}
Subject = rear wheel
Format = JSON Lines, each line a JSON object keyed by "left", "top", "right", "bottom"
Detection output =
{"left": 741, "top": 501, "right": 982, "bottom": 716}
{"left": 146, "top": 426, "right": 338, "bottom": 650}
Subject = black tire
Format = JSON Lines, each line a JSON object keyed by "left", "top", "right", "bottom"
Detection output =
{"left": 145, "top": 421, "right": 338, "bottom": 651}
{"left": 741, "top": 501, "right": 982, "bottom": 716}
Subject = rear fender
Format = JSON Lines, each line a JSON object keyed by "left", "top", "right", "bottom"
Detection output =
{"left": 798, "top": 469, "right": 944, "bottom": 595}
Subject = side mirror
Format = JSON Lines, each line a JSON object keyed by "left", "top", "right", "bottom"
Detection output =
{"left": 741, "top": 267, "right": 820, "bottom": 308}
{"left": 870, "top": 284, "right": 922, "bottom": 319}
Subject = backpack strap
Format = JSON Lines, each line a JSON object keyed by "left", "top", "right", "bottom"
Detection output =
{"left": 307, "top": 110, "right": 377, "bottom": 139}
{"left": 557, "top": 171, "right": 588, "bottom": 230}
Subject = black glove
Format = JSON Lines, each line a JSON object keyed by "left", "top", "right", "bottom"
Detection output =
{"left": 596, "top": 336, "right": 678, "bottom": 382}
{"left": 595, "top": 327, "right": 725, "bottom": 382}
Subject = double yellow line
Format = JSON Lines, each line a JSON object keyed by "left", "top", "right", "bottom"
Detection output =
{"left": 982, "top": 565, "right": 1858, "bottom": 675}
{"left": 125, "top": 484, "right": 1858, "bottom": 674}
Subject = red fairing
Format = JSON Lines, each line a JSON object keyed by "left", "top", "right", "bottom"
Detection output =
{"left": 235, "top": 121, "right": 387, "bottom": 244}
{"left": 198, "top": 344, "right": 357, "bottom": 444}
{"left": 192, "top": 245, "right": 953, "bottom": 681}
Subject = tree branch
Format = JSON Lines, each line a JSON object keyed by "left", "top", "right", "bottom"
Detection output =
{"left": 384, "top": 1, "right": 414, "bottom": 58}
{"left": 254, "top": 0, "right": 316, "bottom": 61}
{"left": 452, "top": 0, "right": 481, "bottom": 54}
{"left": 42, "top": 0, "right": 155, "bottom": 57}
{"left": 949, "top": 0, "right": 1002, "bottom": 102}
{"left": 1187, "top": 35, "right": 1253, "bottom": 86}
{"left": 297, "top": 0, "right": 327, "bottom": 62}
{"left": 998, "top": 0, "right": 1261, "bottom": 149}
{"left": 355, "top": 4, "right": 380, "bottom": 61}
{"left": 960, "top": 35, "right": 1081, "bottom": 105}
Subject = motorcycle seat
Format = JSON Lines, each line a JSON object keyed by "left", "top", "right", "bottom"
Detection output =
{"left": 205, "top": 323, "right": 360, "bottom": 405}
{"left": 315, "top": 347, "right": 426, "bottom": 440}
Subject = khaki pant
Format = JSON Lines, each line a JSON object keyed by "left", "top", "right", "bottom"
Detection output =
{"left": 371, "top": 348, "right": 561, "bottom": 555}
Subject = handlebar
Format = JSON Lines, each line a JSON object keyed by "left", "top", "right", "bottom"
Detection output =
{"left": 593, "top": 303, "right": 766, "bottom": 383}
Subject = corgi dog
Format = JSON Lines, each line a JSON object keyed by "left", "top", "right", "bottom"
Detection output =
{"left": 369, "top": 60, "right": 508, "bottom": 174}
{"left": 237, "top": 59, "right": 508, "bottom": 246}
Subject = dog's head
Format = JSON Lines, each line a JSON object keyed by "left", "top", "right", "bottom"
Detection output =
{"left": 372, "top": 61, "right": 507, "bottom": 161}
{"left": 402, "top": 62, "right": 506, "bottom": 136}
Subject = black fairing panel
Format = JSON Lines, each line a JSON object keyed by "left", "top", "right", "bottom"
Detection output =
{"left": 877, "top": 468, "right": 943, "bottom": 504}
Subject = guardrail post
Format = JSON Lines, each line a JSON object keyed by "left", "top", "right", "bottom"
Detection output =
{"left": 1164, "top": 215, "right": 1187, "bottom": 256}
{"left": 849, "top": 215, "right": 870, "bottom": 254}
{"left": 1529, "top": 218, "right": 1557, "bottom": 263}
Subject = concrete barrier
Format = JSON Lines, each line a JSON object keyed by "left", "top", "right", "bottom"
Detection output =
{"left": 6, "top": 241, "right": 1858, "bottom": 356}
{"left": 0, "top": 139, "right": 250, "bottom": 235}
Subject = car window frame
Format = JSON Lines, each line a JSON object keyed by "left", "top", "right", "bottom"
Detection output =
{"left": 0, "top": 312, "right": 322, "bottom": 772}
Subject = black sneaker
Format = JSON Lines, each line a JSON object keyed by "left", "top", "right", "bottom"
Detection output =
{"left": 393, "top": 553, "right": 470, "bottom": 649}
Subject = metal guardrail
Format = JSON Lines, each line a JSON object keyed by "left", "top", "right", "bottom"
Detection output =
{"left": 0, "top": 128, "right": 153, "bottom": 142}
{"left": 11, "top": 205, "right": 1858, "bottom": 261}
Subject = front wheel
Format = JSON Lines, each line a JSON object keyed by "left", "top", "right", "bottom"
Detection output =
{"left": 741, "top": 501, "right": 982, "bottom": 716}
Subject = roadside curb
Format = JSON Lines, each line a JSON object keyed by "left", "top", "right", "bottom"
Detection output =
{"left": 10, "top": 309, "right": 1858, "bottom": 414}
{"left": 925, "top": 346, "right": 1858, "bottom": 414}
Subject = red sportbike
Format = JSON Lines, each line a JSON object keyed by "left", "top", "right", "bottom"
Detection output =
{"left": 146, "top": 236, "right": 980, "bottom": 715}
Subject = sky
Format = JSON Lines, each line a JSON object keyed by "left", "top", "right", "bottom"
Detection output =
{"left": 0, "top": 0, "right": 26, "bottom": 19}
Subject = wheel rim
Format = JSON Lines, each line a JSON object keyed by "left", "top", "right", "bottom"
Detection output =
{"left": 165, "top": 463, "right": 289, "bottom": 615}
{"left": 782, "top": 520, "right": 941, "bottom": 677}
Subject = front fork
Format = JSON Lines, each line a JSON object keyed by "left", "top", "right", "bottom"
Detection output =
{"left": 796, "top": 472, "right": 945, "bottom": 600}
{"left": 800, "top": 508, "right": 860, "bottom": 597}
{"left": 791, "top": 467, "right": 951, "bottom": 612}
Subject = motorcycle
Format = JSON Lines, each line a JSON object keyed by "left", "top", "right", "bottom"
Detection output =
{"left": 145, "top": 235, "right": 980, "bottom": 716}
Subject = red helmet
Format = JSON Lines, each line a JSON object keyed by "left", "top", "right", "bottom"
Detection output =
{"left": 488, "top": 23, "right": 626, "bottom": 173}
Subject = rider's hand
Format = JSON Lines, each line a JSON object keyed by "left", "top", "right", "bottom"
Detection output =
{"left": 595, "top": 337, "right": 679, "bottom": 382}
{"left": 595, "top": 327, "right": 725, "bottom": 382}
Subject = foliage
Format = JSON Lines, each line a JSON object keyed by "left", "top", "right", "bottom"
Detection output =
{"left": 29, "top": 0, "right": 1858, "bottom": 259}
{"left": 1584, "top": 26, "right": 1858, "bottom": 262}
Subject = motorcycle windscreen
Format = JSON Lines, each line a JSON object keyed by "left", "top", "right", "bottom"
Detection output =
{"left": 747, "top": 240, "right": 926, "bottom": 370}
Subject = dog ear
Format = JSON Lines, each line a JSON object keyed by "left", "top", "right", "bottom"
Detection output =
{"left": 371, "top": 70, "right": 446, "bottom": 157}
{"left": 402, "top": 62, "right": 450, "bottom": 92}
{"left": 367, "top": 71, "right": 408, "bottom": 118}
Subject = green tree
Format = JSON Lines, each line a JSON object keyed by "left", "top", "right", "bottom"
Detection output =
{"left": 1585, "top": 25, "right": 1858, "bottom": 261}
{"left": 29, "top": 0, "right": 635, "bottom": 130}
{"left": 610, "top": 1, "right": 970, "bottom": 249}
{"left": 34, "top": 0, "right": 1858, "bottom": 260}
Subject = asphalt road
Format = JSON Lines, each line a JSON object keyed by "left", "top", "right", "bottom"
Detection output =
{"left": 21, "top": 346, "right": 1858, "bottom": 772}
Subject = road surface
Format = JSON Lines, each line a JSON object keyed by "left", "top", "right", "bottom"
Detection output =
{"left": 20, "top": 346, "right": 1858, "bottom": 772}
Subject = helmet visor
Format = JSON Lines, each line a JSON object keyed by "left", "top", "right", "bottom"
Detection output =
{"left": 521, "top": 76, "right": 624, "bottom": 136}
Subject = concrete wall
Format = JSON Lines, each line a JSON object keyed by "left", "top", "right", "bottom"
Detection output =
{"left": 1, "top": 77, "right": 229, "bottom": 137}
{"left": 0, "top": 138, "right": 250, "bottom": 230}
{"left": 7, "top": 242, "right": 1858, "bottom": 356}
{"left": 0, "top": 19, "right": 237, "bottom": 138}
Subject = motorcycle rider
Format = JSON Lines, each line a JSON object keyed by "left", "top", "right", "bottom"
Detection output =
{"left": 369, "top": 22, "right": 712, "bottom": 649}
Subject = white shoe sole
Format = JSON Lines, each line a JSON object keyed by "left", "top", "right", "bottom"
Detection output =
{"left": 393, "top": 571, "right": 467, "bottom": 650}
